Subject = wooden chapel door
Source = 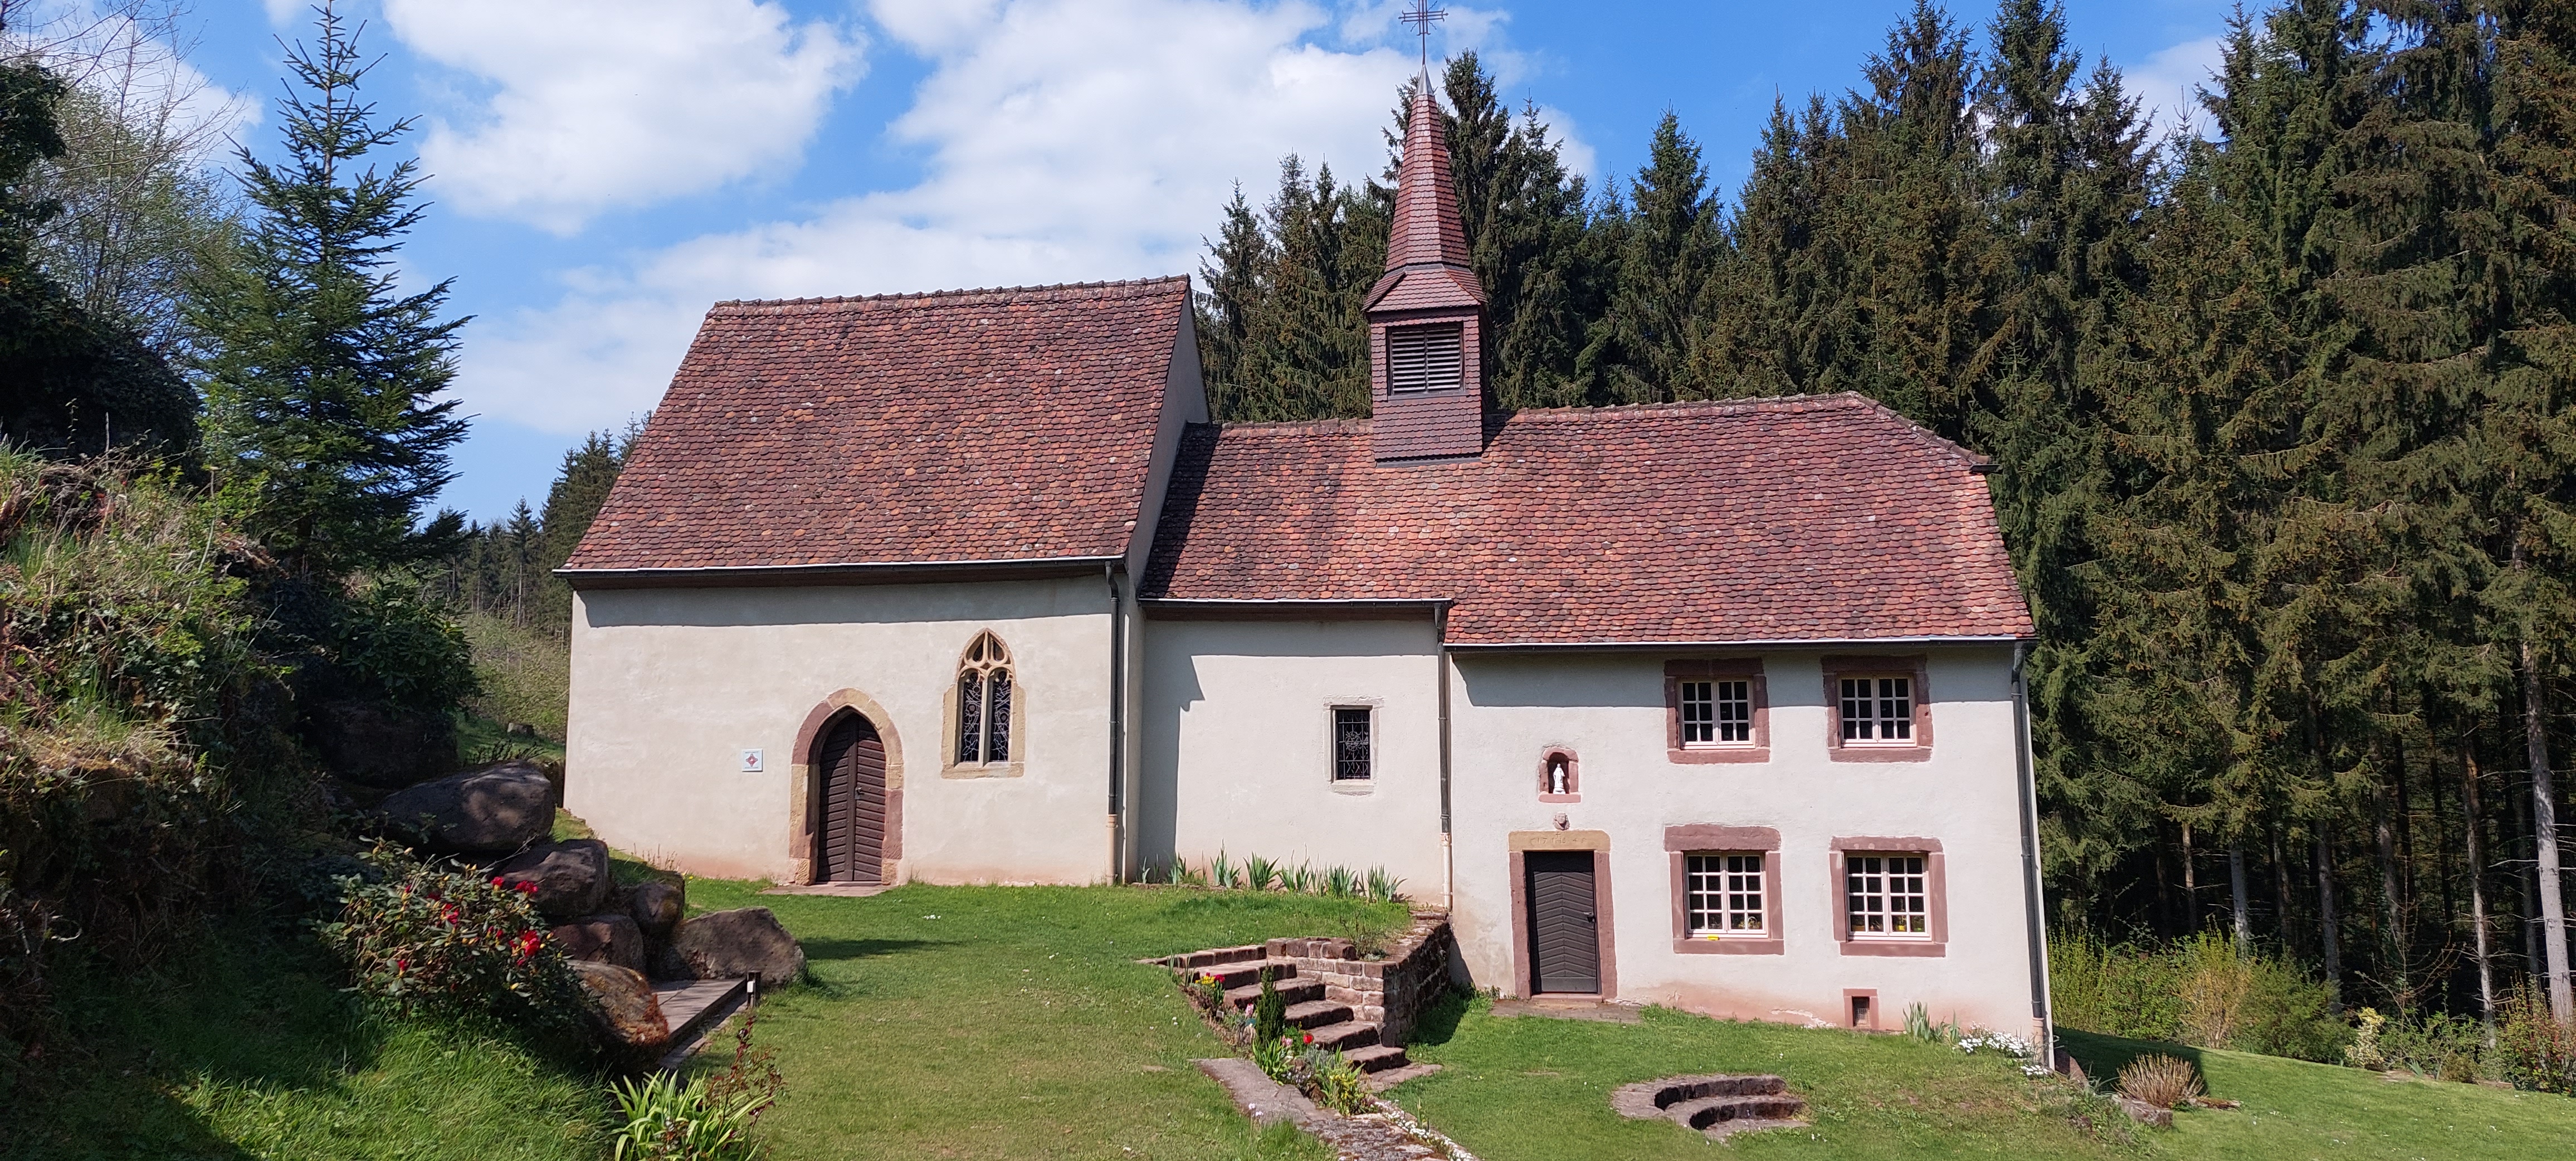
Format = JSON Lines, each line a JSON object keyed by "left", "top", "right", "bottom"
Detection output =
{"left": 1525, "top": 851, "right": 1601, "bottom": 993}
{"left": 815, "top": 714, "right": 887, "bottom": 884}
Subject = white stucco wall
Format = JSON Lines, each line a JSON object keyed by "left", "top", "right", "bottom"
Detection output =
{"left": 1138, "top": 618, "right": 1447, "bottom": 898}
{"left": 1446, "top": 647, "right": 2042, "bottom": 1038}
{"left": 566, "top": 576, "right": 1116, "bottom": 884}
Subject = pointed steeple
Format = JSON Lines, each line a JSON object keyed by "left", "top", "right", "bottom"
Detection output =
{"left": 1364, "top": 74, "right": 1487, "bottom": 462}
{"left": 1383, "top": 85, "right": 1476, "bottom": 279}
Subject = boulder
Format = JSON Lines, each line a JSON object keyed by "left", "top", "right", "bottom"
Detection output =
{"left": 304, "top": 700, "right": 458, "bottom": 789}
{"left": 661, "top": 907, "right": 804, "bottom": 984}
{"left": 492, "top": 840, "right": 610, "bottom": 920}
{"left": 550, "top": 913, "right": 647, "bottom": 973}
{"left": 569, "top": 960, "right": 669, "bottom": 1070}
{"left": 625, "top": 880, "right": 684, "bottom": 939}
{"left": 377, "top": 762, "right": 553, "bottom": 856}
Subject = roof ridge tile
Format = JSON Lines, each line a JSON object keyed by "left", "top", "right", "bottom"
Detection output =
{"left": 711, "top": 275, "right": 1188, "bottom": 314}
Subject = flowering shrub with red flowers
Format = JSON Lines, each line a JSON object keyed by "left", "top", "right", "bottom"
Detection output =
{"left": 315, "top": 843, "right": 578, "bottom": 1023}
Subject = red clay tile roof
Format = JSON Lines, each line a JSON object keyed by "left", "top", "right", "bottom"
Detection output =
{"left": 1141, "top": 393, "right": 2034, "bottom": 645}
{"left": 1365, "top": 87, "right": 1482, "bottom": 313}
{"left": 564, "top": 278, "right": 1187, "bottom": 574}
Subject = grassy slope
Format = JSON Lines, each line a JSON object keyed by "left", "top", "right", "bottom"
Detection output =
{"left": 1388, "top": 998, "right": 2125, "bottom": 1160}
{"left": 684, "top": 879, "right": 1407, "bottom": 1160}
{"left": 2060, "top": 1028, "right": 2573, "bottom": 1160}
{"left": 6, "top": 927, "right": 607, "bottom": 1161}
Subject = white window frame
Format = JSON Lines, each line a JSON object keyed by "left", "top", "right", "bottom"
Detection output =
{"left": 1845, "top": 852, "right": 1930, "bottom": 940}
{"left": 1837, "top": 674, "right": 1914, "bottom": 745}
{"left": 1684, "top": 852, "right": 1768, "bottom": 938}
{"left": 1679, "top": 679, "right": 1756, "bottom": 749}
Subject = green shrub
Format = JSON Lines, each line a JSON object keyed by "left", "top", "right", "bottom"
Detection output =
{"left": 327, "top": 580, "right": 478, "bottom": 708}
{"left": 1253, "top": 972, "right": 1287, "bottom": 1043}
{"left": 2496, "top": 984, "right": 2576, "bottom": 1095}
{"left": 314, "top": 844, "right": 576, "bottom": 1023}
{"left": 609, "top": 1071, "right": 773, "bottom": 1160}
{"left": 2050, "top": 930, "right": 2346, "bottom": 1061}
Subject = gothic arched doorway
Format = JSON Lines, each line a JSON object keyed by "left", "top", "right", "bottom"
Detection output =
{"left": 811, "top": 711, "right": 887, "bottom": 884}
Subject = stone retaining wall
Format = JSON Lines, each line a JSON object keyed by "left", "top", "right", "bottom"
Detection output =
{"left": 1263, "top": 911, "right": 1453, "bottom": 1046}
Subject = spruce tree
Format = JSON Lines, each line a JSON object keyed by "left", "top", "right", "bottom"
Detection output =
{"left": 188, "top": 3, "right": 467, "bottom": 575}
{"left": 1590, "top": 111, "right": 1720, "bottom": 403}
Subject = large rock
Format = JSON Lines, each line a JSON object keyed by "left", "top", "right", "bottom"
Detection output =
{"left": 625, "top": 880, "right": 684, "bottom": 939}
{"left": 661, "top": 907, "right": 805, "bottom": 984}
{"left": 377, "top": 762, "right": 553, "bottom": 856}
{"left": 493, "top": 840, "right": 610, "bottom": 920}
{"left": 304, "top": 700, "right": 458, "bottom": 789}
{"left": 569, "top": 960, "right": 669, "bottom": 1070}
{"left": 551, "top": 913, "right": 647, "bottom": 973}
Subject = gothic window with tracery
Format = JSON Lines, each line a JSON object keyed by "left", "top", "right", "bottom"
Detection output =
{"left": 956, "top": 632, "right": 1013, "bottom": 765}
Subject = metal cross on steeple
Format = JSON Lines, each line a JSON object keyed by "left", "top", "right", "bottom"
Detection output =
{"left": 1399, "top": 0, "right": 1446, "bottom": 81}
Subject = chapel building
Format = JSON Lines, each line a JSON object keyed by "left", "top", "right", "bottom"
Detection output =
{"left": 561, "top": 82, "right": 2050, "bottom": 1037}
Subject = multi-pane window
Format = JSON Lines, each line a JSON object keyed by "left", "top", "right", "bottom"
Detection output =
{"left": 1387, "top": 324, "right": 1465, "bottom": 394}
{"left": 1679, "top": 680, "right": 1715, "bottom": 744}
{"left": 1845, "top": 853, "right": 1929, "bottom": 938}
{"left": 1838, "top": 675, "right": 1913, "bottom": 743}
{"left": 1679, "top": 679, "right": 1754, "bottom": 746}
{"left": 1685, "top": 853, "right": 1767, "bottom": 936}
{"left": 1332, "top": 707, "right": 1373, "bottom": 780}
{"left": 955, "top": 632, "right": 1013, "bottom": 764}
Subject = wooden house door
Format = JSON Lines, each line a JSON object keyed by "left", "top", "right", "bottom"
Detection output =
{"left": 1525, "top": 851, "right": 1601, "bottom": 993}
{"left": 814, "top": 714, "right": 886, "bottom": 884}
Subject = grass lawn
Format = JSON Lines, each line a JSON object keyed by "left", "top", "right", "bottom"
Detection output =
{"left": 2060, "top": 1028, "right": 2576, "bottom": 1160}
{"left": 5, "top": 925, "right": 608, "bottom": 1161}
{"left": 1387, "top": 996, "right": 2126, "bottom": 1160}
{"left": 686, "top": 879, "right": 1411, "bottom": 1160}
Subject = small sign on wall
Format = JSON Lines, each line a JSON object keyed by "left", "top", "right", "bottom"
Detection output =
{"left": 739, "top": 748, "right": 765, "bottom": 773}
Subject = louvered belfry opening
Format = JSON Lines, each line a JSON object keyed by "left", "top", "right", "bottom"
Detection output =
{"left": 1364, "top": 80, "right": 1487, "bottom": 462}
{"left": 814, "top": 712, "right": 887, "bottom": 884}
{"left": 1387, "top": 323, "right": 1465, "bottom": 394}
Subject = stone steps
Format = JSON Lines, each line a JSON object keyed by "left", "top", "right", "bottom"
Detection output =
{"left": 1611, "top": 1072, "right": 1808, "bottom": 1142}
{"left": 1281, "top": 999, "right": 1353, "bottom": 1030}
{"left": 1224, "top": 978, "right": 1323, "bottom": 1008}
{"left": 1305, "top": 1020, "right": 1379, "bottom": 1051}
{"left": 1670, "top": 1094, "right": 1808, "bottom": 1131}
{"left": 1168, "top": 943, "right": 1414, "bottom": 1079}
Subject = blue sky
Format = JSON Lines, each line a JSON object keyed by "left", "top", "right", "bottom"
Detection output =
{"left": 134, "top": 1, "right": 2235, "bottom": 521}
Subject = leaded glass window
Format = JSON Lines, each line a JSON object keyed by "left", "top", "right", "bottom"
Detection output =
{"left": 955, "top": 632, "right": 1014, "bottom": 765}
{"left": 1333, "top": 707, "right": 1372, "bottom": 780}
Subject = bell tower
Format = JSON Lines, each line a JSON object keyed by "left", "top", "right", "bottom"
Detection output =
{"left": 1366, "top": 3, "right": 1486, "bottom": 462}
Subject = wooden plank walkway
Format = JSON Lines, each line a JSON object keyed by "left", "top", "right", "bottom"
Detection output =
{"left": 652, "top": 978, "right": 750, "bottom": 1072}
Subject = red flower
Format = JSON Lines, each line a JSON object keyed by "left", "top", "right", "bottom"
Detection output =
{"left": 1301, "top": 1032, "right": 1314, "bottom": 1045}
{"left": 518, "top": 881, "right": 539, "bottom": 895}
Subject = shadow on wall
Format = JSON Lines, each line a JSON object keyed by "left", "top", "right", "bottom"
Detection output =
{"left": 1453, "top": 653, "right": 1827, "bottom": 711}
{"left": 575, "top": 580, "right": 1110, "bottom": 630}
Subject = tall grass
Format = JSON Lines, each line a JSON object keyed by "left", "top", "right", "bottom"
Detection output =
{"left": 457, "top": 609, "right": 569, "bottom": 740}
{"left": 2051, "top": 930, "right": 2346, "bottom": 1061}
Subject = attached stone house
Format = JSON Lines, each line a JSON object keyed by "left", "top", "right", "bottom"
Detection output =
{"left": 562, "top": 85, "right": 2050, "bottom": 1038}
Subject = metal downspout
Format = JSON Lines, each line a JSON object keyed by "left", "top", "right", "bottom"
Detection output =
{"left": 1106, "top": 564, "right": 1125, "bottom": 883}
{"left": 1437, "top": 604, "right": 1454, "bottom": 913}
{"left": 2011, "top": 641, "right": 2056, "bottom": 1059}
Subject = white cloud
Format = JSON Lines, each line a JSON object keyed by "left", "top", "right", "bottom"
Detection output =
{"left": 464, "top": 0, "right": 1564, "bottom": 435}
{"left": 384, "top": 0, "right": 863, "bottom": 233}
{"left": 2125, "top": 35, "right": 2223, "bottom": 141}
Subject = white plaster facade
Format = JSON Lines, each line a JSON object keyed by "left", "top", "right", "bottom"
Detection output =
{"left": 1136, "top": 617, "right": 1446, "bottom": 899}
{"left": 566, "top": 575, "right": 1120, "bottom": 885}
{"left": 1442, "top": 646, "right": 2041, "bottom": 1036}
